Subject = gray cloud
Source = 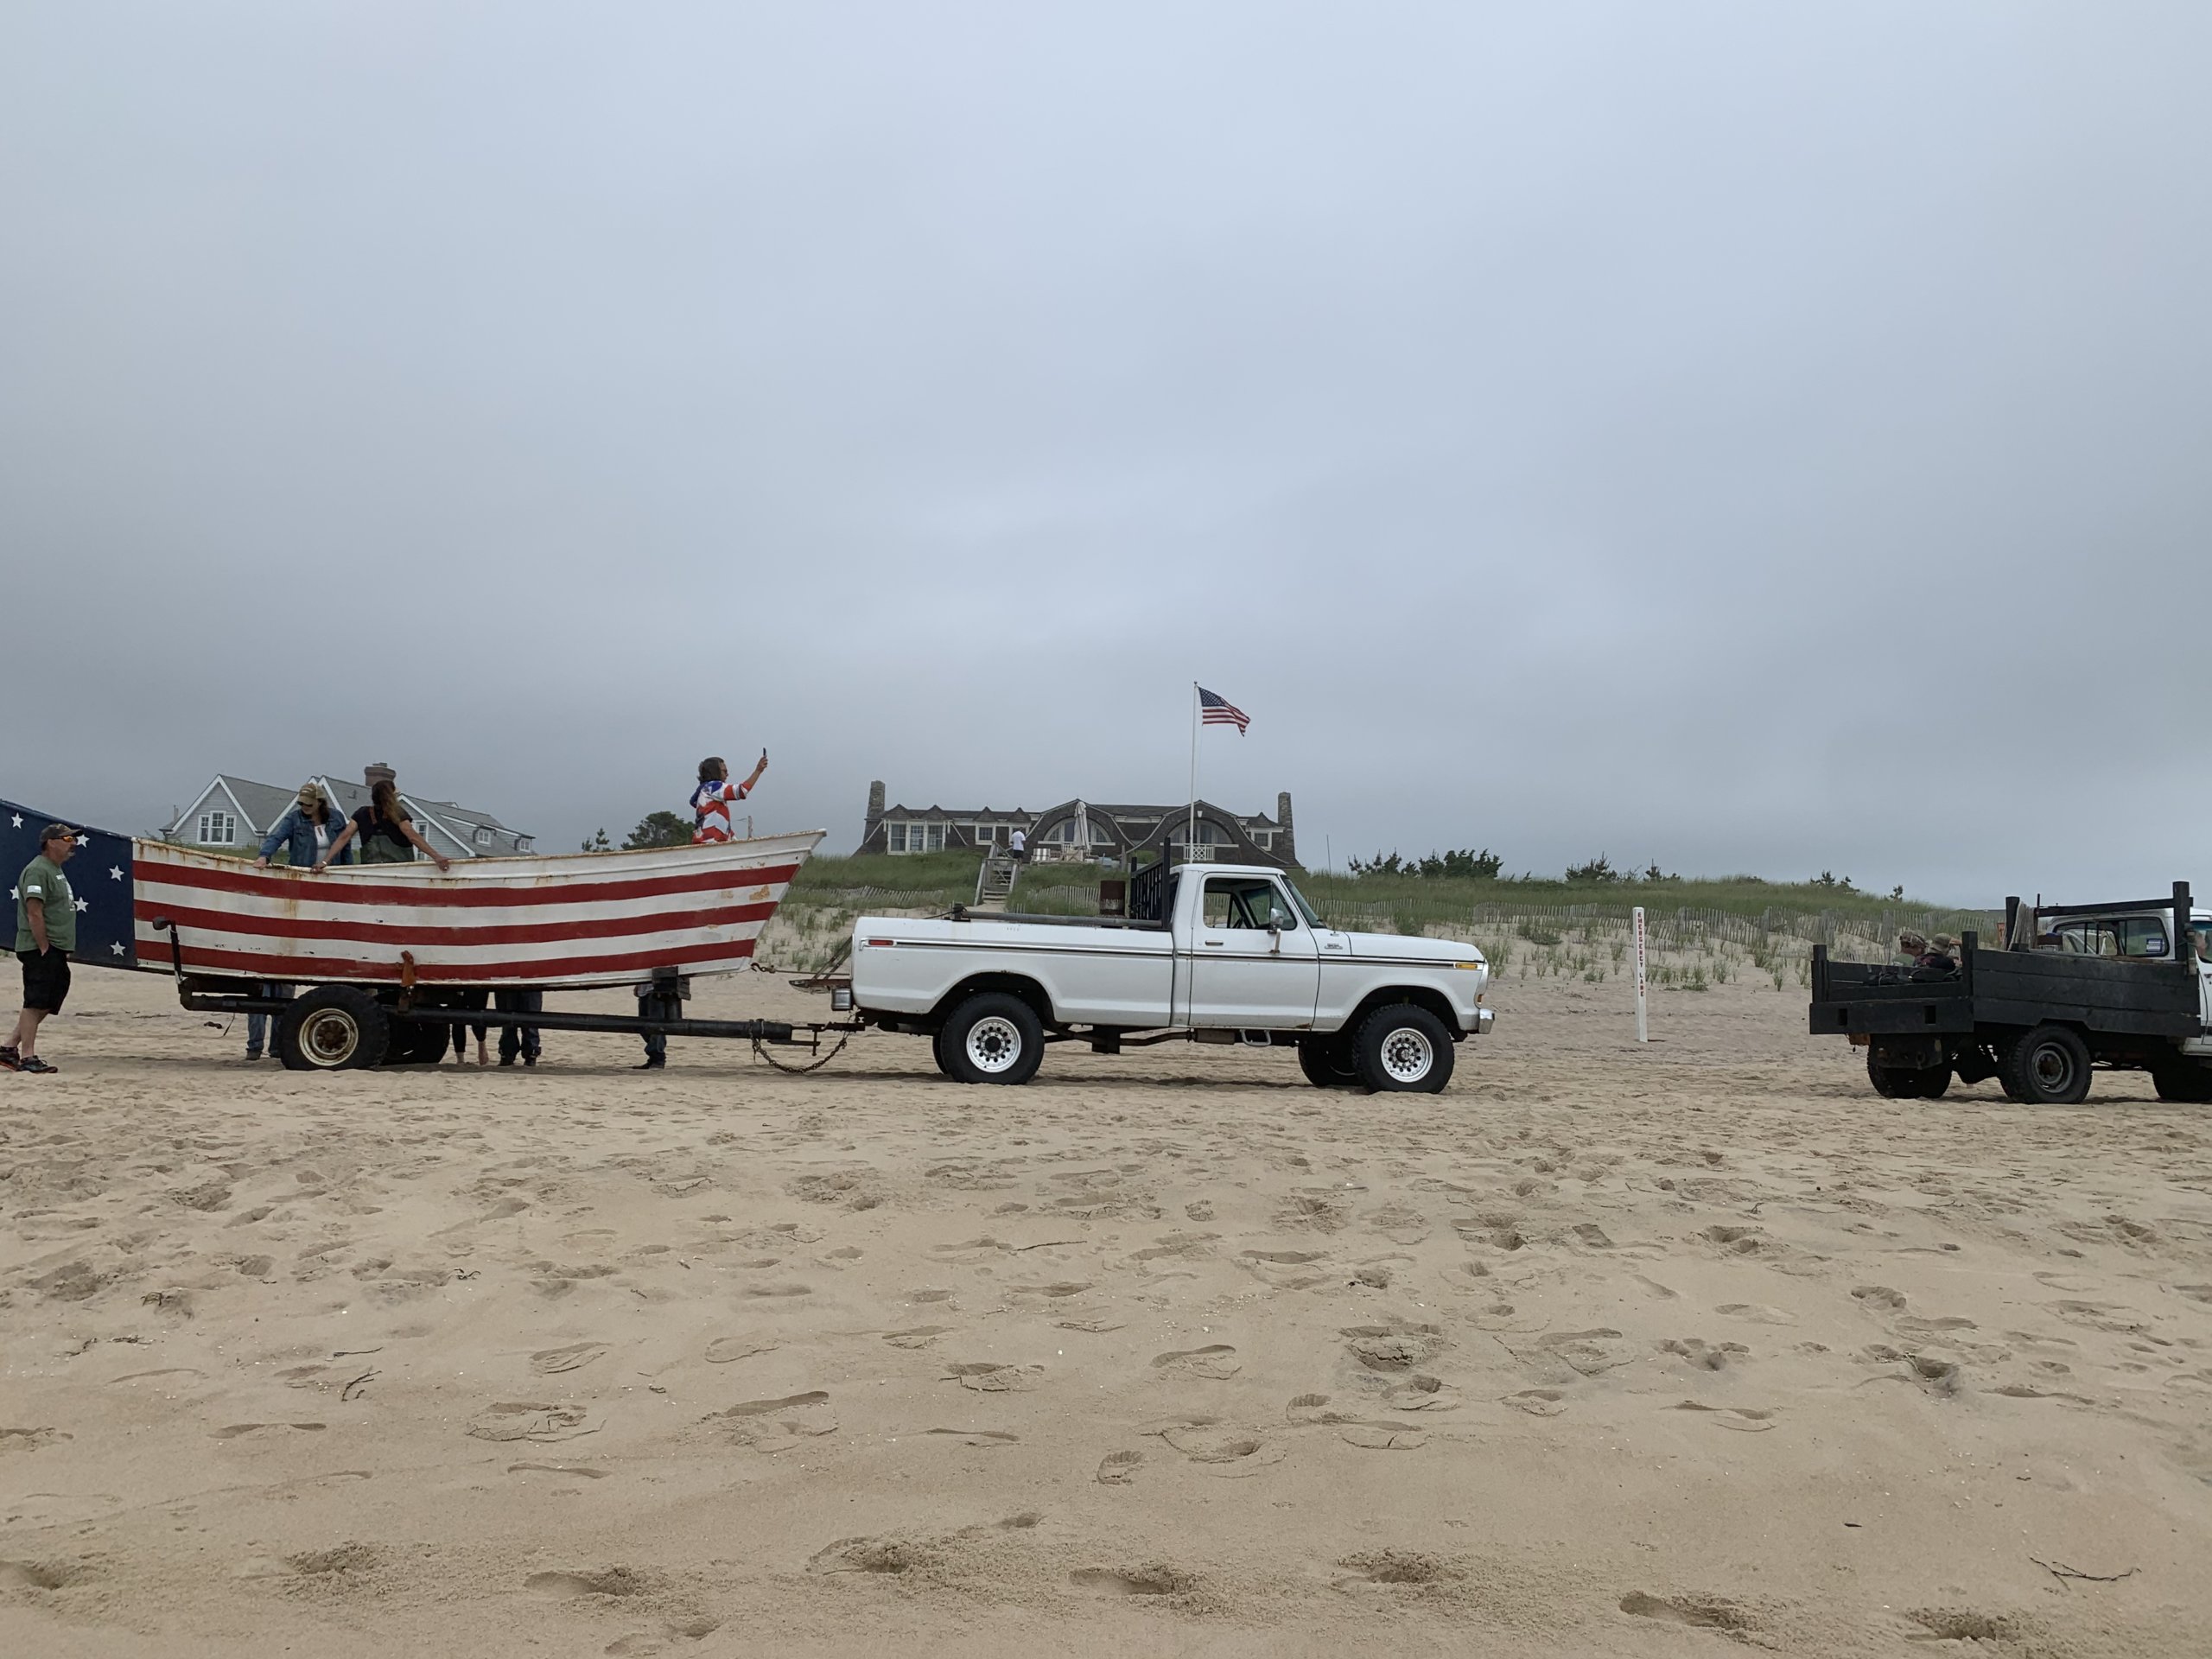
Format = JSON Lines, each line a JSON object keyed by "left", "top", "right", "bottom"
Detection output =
{"left": 4, "top": 3, "right": 2209, "bottom": 903}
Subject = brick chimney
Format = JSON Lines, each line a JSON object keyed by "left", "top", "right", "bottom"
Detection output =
{"left": 862, "top": 779, "right": 887, "bottom": 851}
{"left": 1276, "top": 791, "right": 1295, "bottom": 865}
{"left": 365, "top": 761, "right": 397, "bottom": 789}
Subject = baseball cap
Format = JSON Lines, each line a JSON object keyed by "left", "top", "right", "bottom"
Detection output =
{"left": 41, "top": 823, "right": 79, "bottom": 843}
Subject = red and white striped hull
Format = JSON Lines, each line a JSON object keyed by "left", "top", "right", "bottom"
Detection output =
{"left": 131, "top": 831, "right": 825, "bottom": 990}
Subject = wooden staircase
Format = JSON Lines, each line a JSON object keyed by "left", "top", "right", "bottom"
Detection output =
{"left": 974, "top": 852, "right": 1019, "bottom": 911}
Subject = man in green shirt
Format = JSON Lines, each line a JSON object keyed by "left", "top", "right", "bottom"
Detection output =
{"left": 5, "top": 823, "right": 79, "bottom": 1075}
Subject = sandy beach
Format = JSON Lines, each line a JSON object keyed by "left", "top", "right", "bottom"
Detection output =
{"left": 4, "top": 964, "right": 2210, "bottom": 1656}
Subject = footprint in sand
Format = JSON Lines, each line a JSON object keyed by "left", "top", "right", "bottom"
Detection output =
{"left": 530, "top": 1342, "right": 610, "bottom": 1376}
{"left": 883, "top": 1326, "right": 954, "bottom": 1350}
{"left": 1659, "top": 1338, "right": 1747, "bottom": 1372}
{"left": 1620, "top": 1591, "right": 1758, "bottom": 1632}
{"left": 703, "top": 1392, "right": 836, "bottom": 1452}
{"left": 1668, "top": 1402, "right": 1776, "bottom": 1433}
{"left": 703, "top": 1338, "right": 778, "bottom": 1364}
{"left": 1852, "top": 1285, "right": 1907, "bottom": 1311}
{"left": 212, "top": 1421, "right": 328, "bottom": 1439}
{"left": 1143, "top": 1416, "right": 1287, "bottom": 1476}
{"left": 923, "top": 1427, "right": 1019, "bottom": 1447}
{"left": 1337, "top": 1422, "right": 1429, "bottom": 1452}
{"left": 1238, "top": 1249, "right": 1333, "bottom": 1290}
{"left": 1715, "top": 1303, "right": 1796, "bottom": 1326}
{"left": 1096, "top": 1449, "right": 1144, "bottom": 1484}
{"left": 465, "top": 1403, "right": 596, "bottom": 1443}
{"left": 1380, "top": 1374, "right": 1459, "bottom": 1412}
{"left": 1068, "top": 1564, "right": 1198, "bottom": 1598}
{"left": 1340, "top": 1322, "right": 1446, "bottom": 1371}
{"left": 1287, "top": 1393, "right": 1351, "bottom": 1426}
{"left": 525, "top": 1567, "right": 654, "bottom": 1599}
{"left": 1501, "top": 1389, "right": 1567, "bottom": 1416}
{"left": 1335, "top": 1550, "right": 1459, "bottom": 1588}
{"left": 0, "top": 1427, "right": 70, "bottom": 1453}
{"left": 1151, "top": 1345, "right": 1241, "bottom": 1381}
{"left": 945, "top": 1362, "right": 1043, "bottom": 1394}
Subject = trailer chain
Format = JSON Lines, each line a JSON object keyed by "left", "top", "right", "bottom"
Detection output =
{"left": 750, "top": 1028, "right": 854, "bottom": 1075}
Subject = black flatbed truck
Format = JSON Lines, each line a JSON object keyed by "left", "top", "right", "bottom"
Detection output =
{"left": 1808, "top": 883, "right": 2212, "bottom": 1104}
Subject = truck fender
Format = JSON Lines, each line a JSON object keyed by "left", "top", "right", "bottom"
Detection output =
{"left": 928, "top": 972, "right": 1058, "bottom": 1033}
{"left": 1339, "top": 985, "right": 1465, "bottom": 1040}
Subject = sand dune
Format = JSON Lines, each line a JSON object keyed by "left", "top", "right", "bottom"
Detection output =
{"left": 3, "top": 967, "right": 2210, "bottom": 1655}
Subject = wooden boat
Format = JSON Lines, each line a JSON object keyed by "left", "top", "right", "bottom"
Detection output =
{"left": 131, "top": 833, "right": 825, "bottom": 990}
{"left": 0, "top": 799, "right": 822, "bottom": 992}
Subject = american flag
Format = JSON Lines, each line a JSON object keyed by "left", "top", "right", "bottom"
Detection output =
{"left": 3, "top": 794, "right": 822, "bottom": 990}
{"left": 1198, "top": 687, "right": 1250, "bottom": 734}
{"left": 2, "top": 798, "right": 139, "bottom": 966}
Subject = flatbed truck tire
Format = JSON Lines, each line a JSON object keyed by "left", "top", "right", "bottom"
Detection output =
{"left": 1354, "top": 1003, "right": 1454, "bottom": 1094}
{"left": 2151, "top": 1059, "right": 2212, "bottom": 1103}
{"left": 385, "top": 1016, "right": 450, "bottom": 1066}
{"left": 1298, "top": 1036, "right": 1363, "bottom": 1089}
{"left": 1999, "top": 1024, "right": 2093, "bottom": 1106}
{"left": 278, "top": 986, "right": 390, "bottom": 1071}
{"left": 939, "top": 992, "right": 1045, "bottom": 1086}
{"left": 1866, "top": 1052, "right": 1951, "bottom": 1100}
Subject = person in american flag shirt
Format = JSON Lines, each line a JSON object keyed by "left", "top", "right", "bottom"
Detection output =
{"left": 690, "top": 752, "right": 768, "bottom": 844}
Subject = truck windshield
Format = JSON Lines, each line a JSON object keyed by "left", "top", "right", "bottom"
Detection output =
{"left": 1280, "top": 880, "right": 1323, "bottom": 929}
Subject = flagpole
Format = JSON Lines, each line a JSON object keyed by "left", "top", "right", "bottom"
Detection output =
{"left": 1186, "top": 682, "right": 1199, "bottom": 865}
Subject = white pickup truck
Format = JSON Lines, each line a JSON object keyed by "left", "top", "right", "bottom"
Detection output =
{"left": 845, "top": 861, "right": 1491, "bottom": 1092}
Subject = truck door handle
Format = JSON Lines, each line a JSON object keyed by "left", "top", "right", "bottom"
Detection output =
{"left": 1204, "top": 938, "right": 1225, "bottom": 946}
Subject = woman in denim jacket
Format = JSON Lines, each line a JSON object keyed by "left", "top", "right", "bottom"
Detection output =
{"left": 242, "top": 785, "right": 351, "bottom": 1061}
{"left": 255, "top": 785, "right": 351, "bottom": 873}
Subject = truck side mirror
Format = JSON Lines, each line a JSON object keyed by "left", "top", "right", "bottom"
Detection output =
{"left": 1268, "top": 908, "right": 1292, "bottom": 931}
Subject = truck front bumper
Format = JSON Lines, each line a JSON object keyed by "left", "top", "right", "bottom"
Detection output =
{"left": 1471, "top": 1007, "right": 1494, "bottom": 1036}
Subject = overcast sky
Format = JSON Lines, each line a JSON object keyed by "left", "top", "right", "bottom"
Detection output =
{"left": 5, "top": 3, "right": 2208, "bottom": 904}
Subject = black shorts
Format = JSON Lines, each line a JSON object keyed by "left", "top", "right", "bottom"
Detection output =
{"left": 20, "top": 948, "right": 70, "bottom": 1014}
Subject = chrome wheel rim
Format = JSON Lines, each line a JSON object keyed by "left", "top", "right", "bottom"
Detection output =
{"left": 965, "top": 1015, "right": 1023, "bottom": 1074}
{"left": 304, "top": 1011, "right": 360, "bottom": 1067}
{"left": 1379, "top": 1027, "right": 1433, "bottom": 1084}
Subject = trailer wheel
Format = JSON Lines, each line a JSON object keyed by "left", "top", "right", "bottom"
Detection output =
{"left": 277, "top": 987, "right": 390, "bottom": 1071}
{"left": 939, "top": 993, "right": 1045, "bottom": 1085}
{"left": 1354, "top": 1003, "right": 1455, "bottom": 1094}
{"left": 386, "top": 1016, "right": 449, "bottom": 1066}
{"left": 1297, "top": 1036, "right": 1362, "bottom": 1089}
{"left": 1999, "top": 1024, "right": 2092, "bottom": 1106}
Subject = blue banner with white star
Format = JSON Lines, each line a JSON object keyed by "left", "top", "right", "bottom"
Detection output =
{"left": 3, "top": 798, "right": 140, "bottom": 969}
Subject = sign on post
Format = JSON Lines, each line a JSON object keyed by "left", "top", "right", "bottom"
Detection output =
{"left": 1633, "top": 906, "right": 1649, "bottom": 1043}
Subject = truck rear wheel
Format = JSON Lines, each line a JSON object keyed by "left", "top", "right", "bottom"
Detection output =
{"left": 277, "top": 987, "right": 390, "bottom": 1071}
{"left": 385, "top": 1015, "right": 450, "bottom": 1066}
{"left": 939, "top": 993, "right": 1045, "bottom": 1086}
{"left": 1999, "top": 1024, "right": 2092, "bottom": 1106}
{"left": 1354, "top": 1004, "right": 1454, "bottom": 1094}
{"left": 2151, "top": 1059, "right": 2212, "bottom": 1103}
{"left": 1866, "top": 1052, "right": 1951, "bottom": 1100}
{"left": 1297, "top": 1036, "right": 1362, "bottom": 1089}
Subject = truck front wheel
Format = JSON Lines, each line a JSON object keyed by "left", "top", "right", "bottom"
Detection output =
{"left": 1297, "top": 1036, "right": 1362, "bottom": 1089}
{"left": 1354, "top": 1004, "right": 1455, "bottom": 1094}
{"left": 1999, "top": 1025, "right": 2093, "bottom": 1106}
{"left": 2151, "top": 1059, "right": 2212, "bottom": 1103}
{"left": 939, "top": 993, "right": 1046, "bottom": 1086}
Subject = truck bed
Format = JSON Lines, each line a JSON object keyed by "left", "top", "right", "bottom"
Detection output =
{"left": 1810, "top": 945, "right": 2199, "bottom": 1039}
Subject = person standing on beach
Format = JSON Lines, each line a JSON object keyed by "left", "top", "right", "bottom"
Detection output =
{"left": 691, "top": 752, "right": 768, "bottom": 843}
{"left": 243, "top": 783, "right": 352, "bottom": 1061}
{"left": 315, "top": 778, "right": 454, "bottom": 872}
{"left": 3, "top": 824, "right": 79, "bottom": 1075}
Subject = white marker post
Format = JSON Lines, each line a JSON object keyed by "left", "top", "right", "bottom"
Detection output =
{"left": 1633, "top": 906, "right": 1649, "bottom": 1043}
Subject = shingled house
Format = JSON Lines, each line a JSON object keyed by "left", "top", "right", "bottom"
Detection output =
{"left": 162, "top": 763, "right": 535, "bottom": 862}
{"left": 855, "top": 781, "right": 1299, "bottom": 869}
